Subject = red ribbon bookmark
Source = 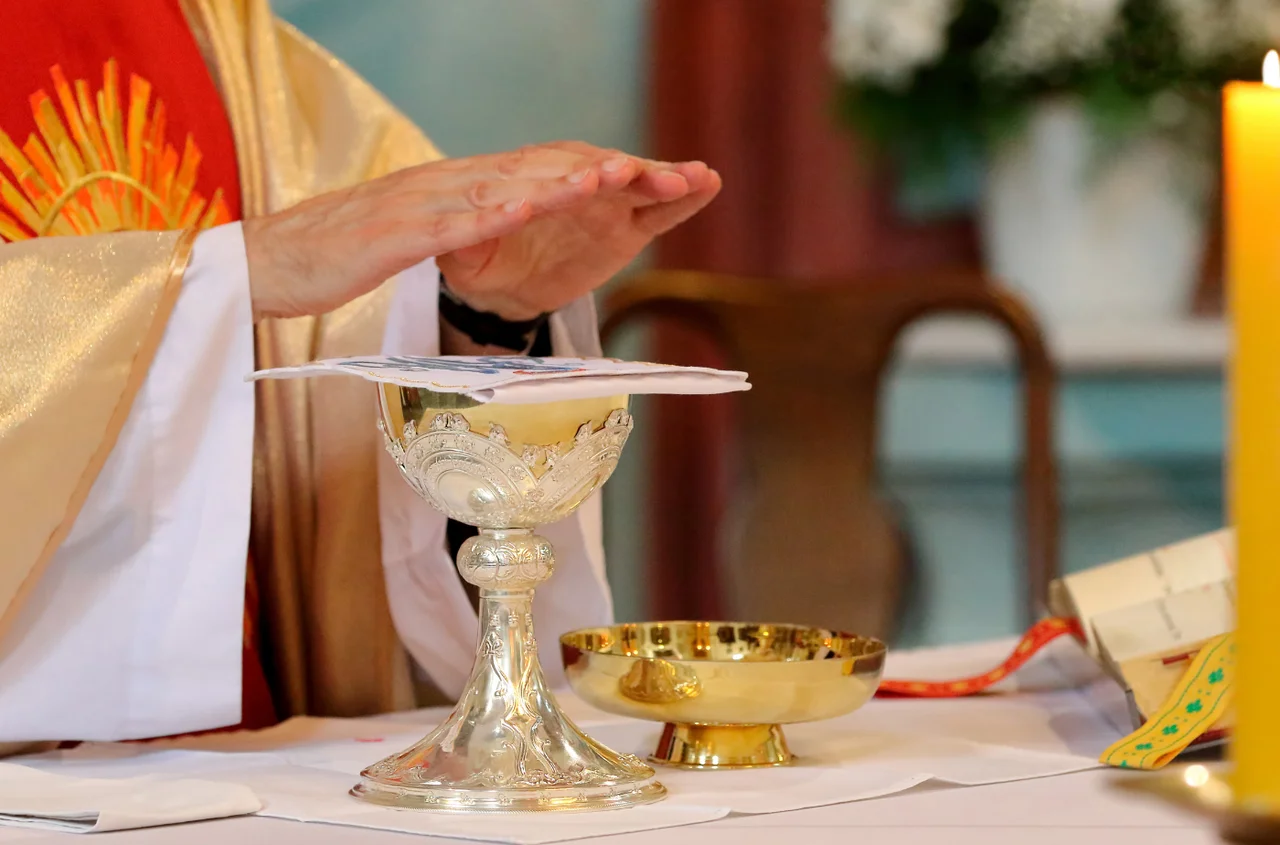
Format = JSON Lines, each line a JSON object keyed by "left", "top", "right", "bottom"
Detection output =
{"left": 876, "top": 617, "right": 1084, "bottom": 698}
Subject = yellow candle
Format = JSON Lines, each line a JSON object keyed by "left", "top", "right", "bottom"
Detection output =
{"left": 1227, "top": 50, "right": 1280, "bottom": 811}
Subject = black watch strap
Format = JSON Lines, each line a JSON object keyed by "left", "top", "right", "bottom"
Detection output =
{"left": 438, "top": 276, "right": 550, "bottom": 352}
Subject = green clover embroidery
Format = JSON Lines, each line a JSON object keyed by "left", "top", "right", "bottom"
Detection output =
{"left": 1163, "top": 724, "right": 1179, "bottom": 735}
{"left": 1186, "top": 700, "right": 1203, "bottom": 714}
{"left": 1136, "top": 743, "right": 1154, "bottom": 750}
{"left": 1209, "top": 669, "right": 1225, "bottom": 684}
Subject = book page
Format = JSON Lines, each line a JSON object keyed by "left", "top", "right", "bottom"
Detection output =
{"left": 1056, "top": 529, "right": 1234, "bottom": 657}
{"left": 1091, "top": 581, "right": 1235, "bottom": 665}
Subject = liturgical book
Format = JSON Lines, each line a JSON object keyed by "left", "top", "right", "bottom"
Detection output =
{"left": 1048, "top": 529, "right": 1234, "bottom": 745}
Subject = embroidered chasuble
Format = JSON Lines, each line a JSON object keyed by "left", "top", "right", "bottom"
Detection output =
{"left": 0, "top": 0, "right": 449, "bottom": 732}
{"left": 0, "top": 0, "right": 274, "bottom": 731}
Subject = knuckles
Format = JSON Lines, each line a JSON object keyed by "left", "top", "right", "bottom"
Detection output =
{"left": 495, "top": 147, "right": 530, "bottom": 177}
{"left": 467, "top": 180, "right": 495, "bottom": 208}
{"left": 425, "top": 215, "right": 455, "bottom": 239}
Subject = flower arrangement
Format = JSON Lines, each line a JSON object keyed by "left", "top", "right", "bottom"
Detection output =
{"left": 828, "top": 0, "right": 1280, "bottom": 176}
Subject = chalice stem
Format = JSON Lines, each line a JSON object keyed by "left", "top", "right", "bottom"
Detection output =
{"left": 473, "top": 588, "right": 541, "bottom": 703}
{"left": 458, "top": 528, "right": 555, "bottom": 706}
{"left": 466, "top": 585, "right": 566, "bottom": 775}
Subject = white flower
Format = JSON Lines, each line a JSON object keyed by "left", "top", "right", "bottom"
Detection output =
{"left": 1162, "top": 0, "right": 1280, "bottom": 63}
{"left": 985, "top": 0, "right": 1126, "bottom": 78}
{"left": 827, "top": 0, "right": 960, "bottom": 88}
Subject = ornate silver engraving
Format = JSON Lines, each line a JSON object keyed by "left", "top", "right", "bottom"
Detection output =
{"left": 429, "top": 413, "right": 468, "bottom": 432}
{"left": 458, "top": 534, "right": 555, "bottom": 589}
{"left": 616, "top": 754, "right": 647, "bottom": 770}
{"left": 523, "top": 611, "right": 537, "bottom": 653}
{"left": 356, "top": 401, "right": 663, "bottom": 812}
{"left": 378, "top": 409, "right": 634, "bottom": 530}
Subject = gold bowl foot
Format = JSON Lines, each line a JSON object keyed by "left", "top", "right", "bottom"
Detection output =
{"left": 652, "top": 722, "right": 793, "bottom": 769}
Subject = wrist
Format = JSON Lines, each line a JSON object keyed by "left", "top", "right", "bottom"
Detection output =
{"left": 439, "top": 276, "right": 545, "bottom": 323}
{"left": 439, "top": 277, "right": 549, "bottom": 352}
{"left": 242, "top": 216, "right": 290, "bottom": 320}
{"left": 439, "top": 319, "right": 535, "bottom": 355}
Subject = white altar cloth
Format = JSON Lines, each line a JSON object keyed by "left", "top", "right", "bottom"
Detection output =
{"left": 0, "top": 638, "right": 1218, "bottom": 845}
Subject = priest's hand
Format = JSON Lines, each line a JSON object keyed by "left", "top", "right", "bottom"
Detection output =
{"left": 241, "top": 142, "right": 719, "bottom": 321}
{"left": 437, "top": 142, "right": 722, "bottom": 321}
{"left": 242, "top": 144, "right": 609, "bottom": 319}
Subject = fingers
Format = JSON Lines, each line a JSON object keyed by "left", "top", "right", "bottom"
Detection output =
{"left": 540, "top": 140, "right": 680, "bottom": 175}
{"left": 398, "top": 201, "right": 533, "bottom": 257}
{"left": 406, "top": 141, "right": 712, "bottom": 213}
{"left": 629, "top": 160, "right": 716, "bottom": 204}
{"left": 428, "top": 145, "right": 598, "bottom": 182}
{"left": 517, "top": 141, "right": 692, "bottom": 196}
{"left": 431, "top": 170, "right": 601, "bottom": 213}
{"left": 627, "top": 164, "right": 698, "bottom": 204}
{"left": 591, "top": 159, "right": 710, "bottom": 207}
{"left": 548, "top": 143, "right": 711, "bottom": 205}
{"left": 632, "top": 168, "right": 723, "bottom": 235}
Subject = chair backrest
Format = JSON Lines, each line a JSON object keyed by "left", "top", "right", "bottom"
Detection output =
{"left": 601, "top": 269, "right": 1059, "bottom": 636}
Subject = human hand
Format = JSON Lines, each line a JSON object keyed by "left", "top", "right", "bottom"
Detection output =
{"left": 242, "top": 144, "right": 612, "bottom": 319}
{"left": 437, "top": 142, "right": 722, "bottom": 320}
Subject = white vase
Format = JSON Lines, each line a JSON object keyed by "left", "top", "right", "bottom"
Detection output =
{"left": 978, "top": 98, "right": 1211, "bottom": 325}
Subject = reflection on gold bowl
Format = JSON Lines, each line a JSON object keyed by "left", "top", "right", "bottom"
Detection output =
{"left": 561, "top": 621, "right": 886, "bottom": 769}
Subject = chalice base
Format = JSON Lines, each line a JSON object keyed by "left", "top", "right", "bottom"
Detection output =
{"left": 353, "top": 590, "right": 665, "bottom": 813}
{"left": 350, "top": 779, "right": 666, "bottom": 814}
{"left": 652, "top": 722, "right": 794, "bottom": 769}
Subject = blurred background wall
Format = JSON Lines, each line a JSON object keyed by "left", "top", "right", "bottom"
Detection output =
{"left": 275, "top": 0, "right": 648, "bottom": 155}
{"left": 276, "top": 0, "right": 1228, "bottom": 647}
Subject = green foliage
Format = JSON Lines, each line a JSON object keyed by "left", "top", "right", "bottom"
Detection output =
{"left": 834, "top": 0, "right": 1270, "bottom": 175}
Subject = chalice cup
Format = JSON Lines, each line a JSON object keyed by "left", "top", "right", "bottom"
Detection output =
{"left": 351, "top": 385, "right": 665, "bottom": 812}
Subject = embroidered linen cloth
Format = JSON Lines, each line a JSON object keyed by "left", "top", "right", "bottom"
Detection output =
{"left": 247, "top": 355, "right": 751, "bottom": 403}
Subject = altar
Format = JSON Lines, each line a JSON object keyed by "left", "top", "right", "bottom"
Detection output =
{"left": 0, "top": 637, "right": 1216, "bottom": 844}
{"left": 10, "top": 772, "right": 1203, "bottom": 845}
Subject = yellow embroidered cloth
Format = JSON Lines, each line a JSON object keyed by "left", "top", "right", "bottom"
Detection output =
{"left": 1101, "top": 633, "right": 1234, "bottom": 770}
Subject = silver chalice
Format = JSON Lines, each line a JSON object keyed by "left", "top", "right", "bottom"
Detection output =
{"left": 351, "top": 385, "right": 664, "bottom": 812}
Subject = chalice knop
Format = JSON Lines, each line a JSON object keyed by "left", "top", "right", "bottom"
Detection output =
{"left": 352, "top": 386, "right": 664, "bottom": 812}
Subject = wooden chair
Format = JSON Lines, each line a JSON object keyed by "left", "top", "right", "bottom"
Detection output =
{"left": 600, "top": 270, "right": 1059, "bottom": 638}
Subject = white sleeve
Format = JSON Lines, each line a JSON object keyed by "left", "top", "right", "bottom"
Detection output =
{"left": 378, "top": 270, "right": 613, "bottom": 698}
{"left": 0, "top": 223, "right": 255, "bottom": 742}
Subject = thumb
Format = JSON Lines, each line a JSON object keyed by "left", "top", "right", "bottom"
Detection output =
{"left": 633, "top": 170, "right": 722, "bottom": 235}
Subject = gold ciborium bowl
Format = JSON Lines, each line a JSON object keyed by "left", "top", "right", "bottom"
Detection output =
{"left": 560, "top": 621, "right": 886, "bottom": 769}
{"left": 353, "top": 386, "right": 666, "bottom": 813}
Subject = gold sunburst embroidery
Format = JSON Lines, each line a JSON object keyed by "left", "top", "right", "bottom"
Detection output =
{"left": 0, "top": 61, "right": 232, "bottom": 243}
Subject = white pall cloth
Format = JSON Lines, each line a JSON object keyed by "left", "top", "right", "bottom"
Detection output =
{"left": 247, "top": 355, "right": 751, "bottom": 403}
